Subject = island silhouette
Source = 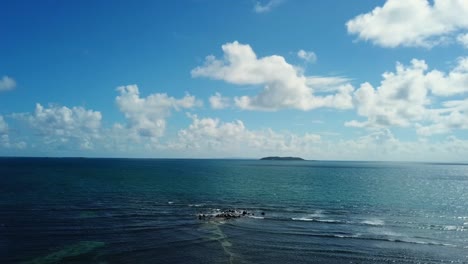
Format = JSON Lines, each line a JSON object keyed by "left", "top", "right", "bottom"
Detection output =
{"left": 260, "top": 156, "right": 305, "bottom": 161}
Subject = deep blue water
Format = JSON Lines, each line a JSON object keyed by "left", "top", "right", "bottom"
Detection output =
{"left": 1, "top": 158, "right": 468, "bottom": 263}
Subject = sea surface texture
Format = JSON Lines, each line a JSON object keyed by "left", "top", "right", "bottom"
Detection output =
{"left": 1, "top": 158, "right": 468, "bottom": 263}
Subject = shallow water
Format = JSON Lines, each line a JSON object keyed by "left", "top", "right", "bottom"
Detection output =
{"left": 1, "top": 158, "right": 468, "bottom": 263}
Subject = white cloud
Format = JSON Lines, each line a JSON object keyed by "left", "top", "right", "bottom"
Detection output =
{"left": 0, "top": 115, "right": 27, "bottom": 150}
{"left": 115, "top": 85, "right": 201, "bottom": 141}
{"left": 346, "top": 0, "right": 468, "bottom": 48}
{"left": 341, "top": 128, "right": 400, "bottom": 158}
{"left": 14, "top": 103, "right": 101, "bottom": 150}
{"left": 327, "top": 128, "right": 467, "bottom": 161}
{"left": 0, "top": 135, "right": 10, "bottom": 148}
{"left": 426, "top": 57, "right": 468, "bottom": 96}
{"left": 297, "top": 49, "right": 317, "bottom": 63}
{"left": 457, "top": 33, "right": 468, "bottom": 48}
{"left": 0, "top": 135, "right": 14, "bottom": 149}
{"left": 0, "top": 76, "right": 16, "bottom": 91}
{"left": 347, "top": 58, "right": 468, "bottom": 136}
{"left": 167, "top": 113, "right": 321, "bottom": 157}
{"left": 4, "top": 101, "right": 468, "bottom": 161}
{"left": 416, "top": 98, "right": 468, "bottom": 136}
{"left": 0, "top": 135, "right": 27, "bottom": 150}
{"left": 209, "top": 92, "right": 230, "bottom": 109}
{"left": 305, "top": 76, "right": 351, "bottom": 92}
{"left": 254, "top": 0, "right": 283, "bottom": 13}
{"left": 0, "top": 116, "right": 8, "bottom": 134}
{"left": 163, "top": 114, "right": 468, "bottom": 162}
{"left": 192, "top": 41, "right": 353, "bottom": 111}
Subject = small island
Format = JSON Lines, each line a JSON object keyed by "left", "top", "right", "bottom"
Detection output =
{"left": 260, "top": 156, "right": 305, "bottom": 161}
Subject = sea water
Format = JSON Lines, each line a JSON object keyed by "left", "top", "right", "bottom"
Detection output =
{"left": 1, "top": 158, "right": 467, "bottom": 263}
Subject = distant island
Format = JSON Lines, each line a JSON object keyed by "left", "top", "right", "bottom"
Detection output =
{"left": 260, "top": 156, "right": 305, "bottom": 161}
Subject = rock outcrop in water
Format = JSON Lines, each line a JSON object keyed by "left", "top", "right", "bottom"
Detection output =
{"left": 198, "top": 209, "right": 259, "bottom": 220}
{"left": 260, "top": 156, "right": 305, "bottom": 161}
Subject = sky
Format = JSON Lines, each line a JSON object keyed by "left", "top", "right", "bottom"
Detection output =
{"left": 1, "top": 0, "right": 468, "bottom": 161}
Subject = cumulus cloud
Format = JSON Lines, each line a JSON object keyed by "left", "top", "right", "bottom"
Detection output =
{"left": 163, "top": 114, "right": 468, "bottom": 161}
{"left": 297, "top": 49, "right": 317, "bottom": 63}
{"left": 13, "top": 103, "right": 101, "bottom": 150}
{"left": 424, "top": 57, "right": 468, "bottom": 96}
{"left": 115, "top": 85, "right": 201, "bottom": 141}
{"left": 0, "top": 115, "right": 27, "bottom": 149}
{"left": 457, "top": 33, "right": 468, "bottom": 48}
{"left": 253, "top": 0, "right": 283, "bottom": 13}
{"left": 415, "top": 98, "right": 468, "bottom": 136}
{"left": 326, "top": 128, "right": 467, "bottom": 161}
{"left": 192, "top": 41, "right": 353, "bottom": 111}
{"left": 340, "top": 128, "right": 400, "bottom": 158}
{"left": 167, "top": 113, "right": 321, "bottom": 157}
{"left": 209, "top": 92, "right": 230, "bottom": 109}
{"left": 305, "top": 76, "right": 351, "bottom": 92}
{"left": 346, "top": 0, "right": 468, "bottom": 48}
{"left": 351, "top": 132, "right": 468, "bottom": 162}
{"left": 347, "top": 58, "right": 468, "bottom": 136}
{"left": 0, "top": 135, "right": 27, "bottom": 150}
{"left": 0, "top": 76, "right": 16, "bottom": 91}
{"left": 0, "top": 135, "right": 10, "bottom": 148}
{"left": 0, "top": 116, "right": 8, "bottom": 134}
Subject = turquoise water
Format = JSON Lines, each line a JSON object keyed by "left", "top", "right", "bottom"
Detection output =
{"left": 1, "top": 158, "right": 468, "bottom": 263}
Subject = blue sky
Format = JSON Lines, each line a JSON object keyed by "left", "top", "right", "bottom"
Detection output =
{"left": 1, "top": 0, "right": 468, "bottom": 161}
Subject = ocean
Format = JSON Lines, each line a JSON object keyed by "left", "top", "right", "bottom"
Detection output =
{"left": 1, "top": 158, "right": 467, "bottom": 263}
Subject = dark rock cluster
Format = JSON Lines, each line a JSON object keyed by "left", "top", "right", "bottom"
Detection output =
{"left": 197, "top": 209, "right": 264, "bottom": 220}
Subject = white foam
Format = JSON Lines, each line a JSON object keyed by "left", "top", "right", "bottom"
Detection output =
{"left": 334, "top": 234, "right": 359, "bottom": 238}
{"left": 361, "top": 219, "right": 385, "bottom": 226}
{"left": 188, "top": 204, "right": 204, "bottom": 207}
{"left": 317, "top": 219, "right": 341, "bottom": 223}
{"left": 443, "top": 225, "right": 458, "bottom": 231}
{"left": 291, "top": 217, "right": 340, "bottom": 223}
{"left": 248, "top": 216, "right": 264, "bottom": 219}
{"left": 443, "top": 225, "right": 467, "bottom": 231}
{"left": 309, "top": 210, "right": 324, "bottom": 218}
{"left": 167, "top": 201, "right": 174, "bottom": 205}
{"left": 292, "top": 217, "right": 314, "bottom": 221}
